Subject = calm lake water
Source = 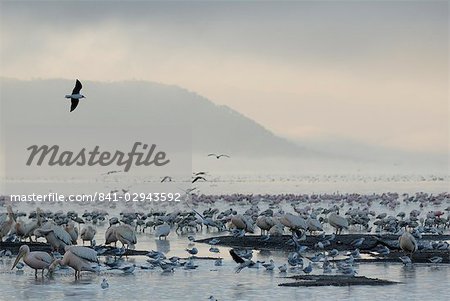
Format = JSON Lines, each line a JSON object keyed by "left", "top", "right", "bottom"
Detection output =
{"left": 0, "top": 174, "right": 449, "bottom": 301}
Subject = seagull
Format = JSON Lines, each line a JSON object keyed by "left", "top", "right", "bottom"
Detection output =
{"left": 278, "top": 264, "right": 287, "bottom": 273}
{"left": 214, "top": 258, "right": 223, "bottom": 266}
{"left": 208, "top": 154, "right": 230, "bottom": 159}
{"left": 209, "top": 247, "right": 220, "bottom": 253}
{"left": 101, "top": 278, "right": 109, "bottom": 289}
{"left": 399, "top": 255, "right": 412, "bottom": 265}
{"left": 161, "top": 176, "right": 172, "bottom": 183}
{"left": 185, "top": 247, "right": 198, "bottom": 256}
{"left": 65, "top": 79, "right": 86, "bottom": 112}
{"left": 262, "top": 259, "right": 275, "bottom": 271}
{"left": 429, "top": 256, "right": 443, "bottom": 264}
{"left": 229, "top": 249, "right": 250, "bottom": 273}
{"left": 192, "top": 176, "right": 207, "bottom": 183}
{"left": 303, "top": 262, "right": 313, "bottom": 274}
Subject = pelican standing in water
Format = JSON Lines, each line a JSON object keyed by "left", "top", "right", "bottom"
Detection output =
{"left": 11, "top": 245, "right": 53, "bottom": 277}
{"left": 399, "top": 230, "right": 417, "bottom": 259}
{"left": 49, "top": 246, "right": 99, "bottom": 279}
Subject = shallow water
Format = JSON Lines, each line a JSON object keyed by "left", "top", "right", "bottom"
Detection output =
{"left": 0, "top": 175, "right": 449, "bottom": 301}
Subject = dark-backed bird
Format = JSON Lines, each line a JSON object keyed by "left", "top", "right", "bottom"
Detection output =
{"left": 192, "top": 176, "right": 206, "bottom": 183}
{"left": 208, "top": 154, "right": 230, "bottom": 159}
{"left": 161, "top": 176, "right": 172, "bottom": 183}
{"left": 65, "top": 79, "right": 86, "bottom": 112}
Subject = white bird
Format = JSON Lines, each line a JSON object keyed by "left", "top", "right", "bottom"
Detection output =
{"left": 65, "top": 79, "right": 86, "bottom": 112}
{"left": 328, "top": 212, "right": 349, "bottom": 234}
{"left": 49, "top": 245, "right": 98, "bottom": 279}
{"left": 279, "top": 214, "right": 307, "bottom": 234}
{"left": 278, "top": 263, "right": 287, "bottom": 273}
{"left": 114, "top": 224, "right": 137, "bottom": 249}
{"left": 101, "top": 278, "right": 109, "bottom": 289}
{"left": 80, "top": 225, "right": 96, "bottom": 246}
{"left": 34, "top": 221, "right": 72, "bottom": 251}
{"left": 11, "top": 245, "right": 53, "bottom": 277}
{"left": 155, "top": 223, "right": 171, "bottom": 240}
{"left": 186, "top": 247, "right": 198, "bottom": 256}
{"left": 399, "top": 255, "right": 412, "bottom": 265}
{"left": 229, "top": 249, "right": 253, "bottom": 273}
{"left": 0, "top": 205, "right": 15, "bottom": 241}
{"left": 263, "top": 259, "right": 275, "bottom": 271}
{"left": 399, "top": 230, "right": 418, "bottom": 259}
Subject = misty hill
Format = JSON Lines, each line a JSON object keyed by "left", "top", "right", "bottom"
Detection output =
{"left": 1, "top": 78, "right": 305, "bottom": 157}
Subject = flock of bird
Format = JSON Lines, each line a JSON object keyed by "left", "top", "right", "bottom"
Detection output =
{"left": 0, "top": 191, "right": 449, "bottom": 297}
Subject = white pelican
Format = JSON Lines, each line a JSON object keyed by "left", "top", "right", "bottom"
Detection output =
{"left": 307, "top": 216, "right": 323, "bottom": 233}
{"left": 328, "top": 212, "right": 349, "bottom": 234}
{"left": 231, "top": 215, "right": 255, "bottom": 233}
{"left": 105, "top": 225, "right": 118, "bottom": 246}
{"left": 34, "top": 221, "right": 72, "bottom": 251}
{"left": 11, "top": 245, "right": 53, "bottom": 277}
{"left": 155, "top": 223, "right": 171, "bottom": 240}
{"left": 64, "top": 222, "right": 79, "bottom": 244}
{"left": 279, "top": 213, "right": 307, "bottom": 234}
{"left": 114, "top": 224, "right": 137, "bottom": 249}
{"left": 268, "top": 224, "right": 284, "bottom": 236}
{"left": 80, "top": 225, "right": 96, "bottom": 246}
{"left": 0, "top": 205, "right": 15, "bottom": 241}
{"left": 399, "top": 230, "right": 417, "bottom": 258}
{"left": 15, "top": 208, "right": 42, "bottom": 242}
{"left": 256, "top": 216, "right": 275, "bottom": 235}
{"left": 49, "top": 245, "right": 98, "bottom": 279}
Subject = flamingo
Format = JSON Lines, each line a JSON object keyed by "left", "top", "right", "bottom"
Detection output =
{"left": 11, "top": 245, "right": 53, "bottom": 277}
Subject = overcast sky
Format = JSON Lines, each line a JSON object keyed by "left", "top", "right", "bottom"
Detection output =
{"left": 1, "top": 1, "right": 448, "bottom": 154}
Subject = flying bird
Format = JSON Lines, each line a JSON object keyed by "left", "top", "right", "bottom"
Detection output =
{"left": 161, "top": 176, "right": 172, "bottom": 183}
{"left": 208, "top": 154, "right": 230, "bottom": 159}
{"left": 192, "top": 176, "right": 206, "bottom": 183}
{"left": 65, "top": 79, "right": 86, "bottom": 112}
{"left": 229, "top": 249, "right": 255, "bottom": 273}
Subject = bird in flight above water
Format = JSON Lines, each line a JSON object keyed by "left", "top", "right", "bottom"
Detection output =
{"left": 65, "top": 79, "right": 86, "bottom": 112}
{"left": 208, "top": 153, "right": 230, "bottom": 159}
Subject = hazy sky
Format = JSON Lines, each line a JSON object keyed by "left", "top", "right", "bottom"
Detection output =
{"left": 1, "top": 1, "right": 448, "bottom": 154}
